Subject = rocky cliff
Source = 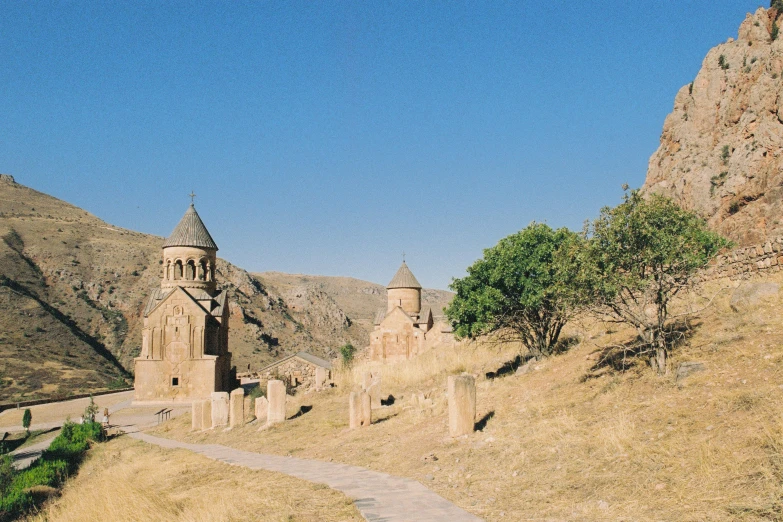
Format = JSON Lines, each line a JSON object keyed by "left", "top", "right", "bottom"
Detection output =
{"left": 643, "top": 7, "right": 783, "bottom": 246}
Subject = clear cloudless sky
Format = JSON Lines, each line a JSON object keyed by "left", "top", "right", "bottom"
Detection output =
{"left": 0, "top": 1, "right": 766, "bottom": 289}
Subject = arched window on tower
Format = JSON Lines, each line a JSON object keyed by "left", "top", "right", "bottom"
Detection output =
{"left": 199, "top": 259, "right": 207, "bottom": 281}
{"left": 174, "top": 260, "right": 183, "bottom": 280}
{"left": 186, "top": 260, "right": 196, "bottom": 280}
{"left": 164, "top": 260, "right": 171, "bottom": 280}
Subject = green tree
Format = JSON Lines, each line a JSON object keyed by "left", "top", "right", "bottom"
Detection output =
{"left": 339, "top": 343, "right": 356, "bottom": 367}
{"left": 22, "top": 409, "right": 31, "bottom": 434}
{"left": 446, "top": 222, "right": 583, "bottom": 359}
{"left": 83, "top": 396, "right": 98, "bottom": 423}
{"left": 582, "top": 189, "right": 730, "bottom": 374}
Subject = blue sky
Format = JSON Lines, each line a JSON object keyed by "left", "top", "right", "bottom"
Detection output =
{"left": 0, "top": 1, "right": 765, "bottom": 289}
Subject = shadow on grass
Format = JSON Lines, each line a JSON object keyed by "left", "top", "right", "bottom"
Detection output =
{"left": 372, "top": 412, "right": 399, "bottom": 425}
{"left": 485, "top": 356, "right": 524, "bottom": 380}
{"left": 474, "top": 411, "right": 495, "bottom": 431}
{"left": 288, "top": 405, "right": 312, "bottom": 420}
{"left": 583, "top": 321, "right": 698, "bottom": 379}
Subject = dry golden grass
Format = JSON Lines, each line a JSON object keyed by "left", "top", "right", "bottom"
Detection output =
{"left": 28, "top": 436, "right": 362, "bottom": 522}
{"left": 152, "top": 272, "right": 783, "bottom": 521}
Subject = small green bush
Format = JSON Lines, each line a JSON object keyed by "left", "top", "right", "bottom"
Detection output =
{"left": 719, "top": 55, "right": 729, "bottom": 70}
{"left": 339, "top": 343, "right": 357, "bottom": 367}
{"left": 721, "top": 145, "right": 731, "bottom": 164}
{"left": 773, "top": 21, "right": 780, "bottom": 41}
{"left": 22, "top": 409, "right": 31, "bottom": 433}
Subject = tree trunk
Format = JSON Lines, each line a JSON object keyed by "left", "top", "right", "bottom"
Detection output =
{"left": 653, "top": 340, "right": 667, "bottom": 375}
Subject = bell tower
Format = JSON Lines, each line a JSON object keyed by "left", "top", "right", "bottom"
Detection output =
{"left": 134, "top": 198, "right": 232, "bottom": 403}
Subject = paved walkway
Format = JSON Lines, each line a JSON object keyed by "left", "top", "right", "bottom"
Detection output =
{"left": 131, "top": 432, "right": 483, "bottom": 522}
{"left": 11, "top": 434, "right": 57, "bottom": 470}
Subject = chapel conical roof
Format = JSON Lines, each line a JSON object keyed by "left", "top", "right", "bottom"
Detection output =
{"left": 162, "top": 204, "right": 218, "bottom": 250}
{"left": 387, "top": 261, "right": 422, "bottom": 289}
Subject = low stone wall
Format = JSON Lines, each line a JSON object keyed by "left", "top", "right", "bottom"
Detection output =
{"left": 256, "top": 357, "right": 329, "bottom": 392}
{"left": 702, "top": 237, "right": 783, "bottom": 281}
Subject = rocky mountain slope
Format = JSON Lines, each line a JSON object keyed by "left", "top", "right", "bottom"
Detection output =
{"left": 0, "top": 176, "right": 452, "bottom": 401}
{"left": 643, "top": 6, "right": 783, "bottom": 246}
{"left": 256, "top": 271, "right": 454, "bottom": 340}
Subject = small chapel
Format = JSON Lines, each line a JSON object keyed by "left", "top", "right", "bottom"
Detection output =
{"left": 134, "top": 202, "right": 233, "bottom": 402}
{"left": 368, "top": 261, "right": 435, "bottom": 362}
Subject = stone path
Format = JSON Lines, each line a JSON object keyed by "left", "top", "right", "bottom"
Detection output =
{"left": 131, "top": 432, "right": 483, "bottom": 522}
{"left": 10, "top": 434, "right": 57, "bottom": 470}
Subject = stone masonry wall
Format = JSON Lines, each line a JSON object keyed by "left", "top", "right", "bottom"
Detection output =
{"left": 256, "top": 357, "right": 329, "bottom": 392}
{"left": 701, "top": 237, "right": 783, "bottom": 281}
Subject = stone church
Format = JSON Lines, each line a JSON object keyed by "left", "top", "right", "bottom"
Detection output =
{"left": 368, "top": 261, "right": 435, "bottom": 362}
{"left": 134, "top": 203, "right": 233, "bottom": 402}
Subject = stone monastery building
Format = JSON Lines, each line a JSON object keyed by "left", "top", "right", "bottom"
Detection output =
{"left": 369, "top": 262, "right": 436, "bottom": 362}
{"left": 134, "top": 203, "right": 233, "bottom": 402}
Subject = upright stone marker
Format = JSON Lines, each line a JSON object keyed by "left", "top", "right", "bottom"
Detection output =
{"left": 229, "top": 388, "right": 245, "bottom": 428}
{"left": 255, "top": 396, "right": 269, "bottom": 425}
{"left": 211, "top": 391, "right": 230, "bottom": 428}
{"left": 244, "top": 396, "right": 252, "bottom": 419}
{"left": 349, "top": 392, "right": 361, "bottom": 429}
{"left": 267, "top": 380, "right": 286, "bottom": 426}
{"left": 368, "top": 379, "right": 382, "bottom": 409}
{"left": 201, "top": 399, "right": 212, "bottom": 430}
{"left": 192, "top": 401, "right": 203, "bottom": 430}
{"left": 315, "top": 367, "right": 328, "bottom": 391}
{"left": 448, "top": 374, "right": 476, "bottom": 437}
{"left": 360, "top": 390, "right": 372, "bottom": 427}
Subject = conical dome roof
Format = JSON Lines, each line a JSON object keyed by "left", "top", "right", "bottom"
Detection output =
{"left": 162, "top": 204, "right": 218, "bottom": 250}
{"left": 387, "top": 261, "right": 422, "bottom": 289}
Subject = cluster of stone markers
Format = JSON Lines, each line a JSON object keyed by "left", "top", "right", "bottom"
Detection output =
{"left": 190, "top": 370, "right": 478, "bottom": 438}
{"left": 347, "top": 371, "right": 478, "bottom": 437}
{"left": 190, "top": 380, "right": 279, "bottom": 430}
{"left": 191, "top": 364, "right": 332, "bottom": 431}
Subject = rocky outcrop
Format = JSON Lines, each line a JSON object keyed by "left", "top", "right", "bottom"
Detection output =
{"left": 643, "top": 7, "right": 783, "bottom": 246}
{"left": 283, "top": 286, "right": 351, "bottom": 333}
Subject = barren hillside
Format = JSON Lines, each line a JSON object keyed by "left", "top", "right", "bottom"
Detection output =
{"left": 256, "top": 271, "right": 453, "bottom": 343}
{"left": 1, "top": 176, "right": 438, "bottom": 401}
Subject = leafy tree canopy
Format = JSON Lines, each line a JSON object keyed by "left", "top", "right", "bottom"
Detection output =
{"left": 446, "top": 222, "right": 583, "bottom": 359}
{"left": 582, "top": 189, "right": 730, "bottom": 373}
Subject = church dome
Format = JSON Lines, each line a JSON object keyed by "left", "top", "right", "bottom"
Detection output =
{"left": 387, "top": 261, "right": 422, "bottom": 289}
{"left": 162, "top": 204, "right": 218, "bottom": 250}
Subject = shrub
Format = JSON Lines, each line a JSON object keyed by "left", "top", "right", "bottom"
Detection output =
{"left": 339, "top": 343, "right": 357, "bottom": 367}
{"left": 22, "top": 409, "right": 31, "bottom": 433}
{"left": 0, "top": 420, "right": 104, "bottom": 519}
{"left": 773, "top": 21, "right": 780, "bottom": 41}
{"left": 83, "top": 396, "right": 99, "bottom": 423}
{"left": 718, "top": 55, "right": 729, "bottom": 70}
{"left": 0, "top": 455, "right": 13, "bottom": 498}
